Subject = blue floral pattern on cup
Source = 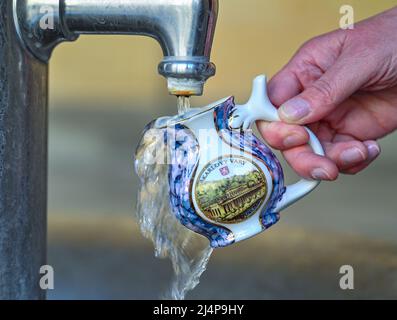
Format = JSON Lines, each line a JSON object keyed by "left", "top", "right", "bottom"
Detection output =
{"left": 214, "top": 97, "right": 286, "bottom": 229}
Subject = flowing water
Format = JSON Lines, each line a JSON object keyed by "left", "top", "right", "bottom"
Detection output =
{"left": 134, "top": 96, "right": 214, "bottom": 300}
{"left": 177, "top": 96, "right": 191, "bottom": 115}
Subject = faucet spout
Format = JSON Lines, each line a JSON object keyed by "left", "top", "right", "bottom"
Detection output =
{"left": 14, "top": 0, "right": 219, "bottom": 96}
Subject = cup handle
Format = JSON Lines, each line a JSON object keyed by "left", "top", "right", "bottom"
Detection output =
{"left": 229, "top": 74, "right": 325, "bottom": 212}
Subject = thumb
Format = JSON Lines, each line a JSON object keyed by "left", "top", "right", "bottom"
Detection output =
{"left": 278, "top": 58, "right": 368, "bottom": 124}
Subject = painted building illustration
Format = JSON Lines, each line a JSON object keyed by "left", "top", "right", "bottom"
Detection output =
{"left": 204, "top": 179, "right": 266, "bottom": 221}
{"left": 196, "top": 163, "right": 268, "bottom": 223}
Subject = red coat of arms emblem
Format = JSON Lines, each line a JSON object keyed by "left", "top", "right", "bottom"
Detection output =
{"left": 219, "top": 166, "right": 230, "bottom": 176}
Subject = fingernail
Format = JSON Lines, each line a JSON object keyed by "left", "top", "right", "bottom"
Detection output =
{"left": 279, "top": 97, "right": 310, "bottom": 122}
{"left": 364, "top": 141, "right": 380, "bottom": 160}
{"left": 340, "top": 147, "right": 366, "bottom": 165}
{"left": 284, "top": 134, "right": 303, "bottom": 148}
{"left": 311, "top": 168, "right": 331, "bottom": 180}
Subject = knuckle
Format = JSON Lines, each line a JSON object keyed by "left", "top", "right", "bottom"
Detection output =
{"left": 299, "top": 37, "right": 321, "bottom": 53}
{"left": 310, "top": 79, "right": 336, "bottom": 106}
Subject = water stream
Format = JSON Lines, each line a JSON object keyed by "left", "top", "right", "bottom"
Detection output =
{"left": 177, "top": 96, "right": 191, "bottom": 115}
{"left": 134, "top": 96, "right": 213, "bottom": 300}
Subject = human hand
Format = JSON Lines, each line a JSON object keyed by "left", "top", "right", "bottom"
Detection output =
{"left": 258, "top": 6, "right": 397, "bottom": 180}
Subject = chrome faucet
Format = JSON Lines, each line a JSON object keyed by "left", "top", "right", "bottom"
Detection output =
{"left": 0, "top": 0, "right": 218, "bottom": 299}
{"left": 15, "top": 0, "right": 219, "bottom": 96}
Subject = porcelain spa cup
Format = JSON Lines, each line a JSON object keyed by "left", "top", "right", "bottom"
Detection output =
{"left": 150, "top": 75, "right": 324, "bottom": 248}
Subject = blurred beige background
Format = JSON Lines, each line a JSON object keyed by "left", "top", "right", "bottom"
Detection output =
{"left": 50, "top": 0, "right": 395, "bottom": 109}
{"left": 47, "top": 0, "right": 397, "bottom": 299}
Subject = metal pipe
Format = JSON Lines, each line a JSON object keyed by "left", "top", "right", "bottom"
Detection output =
{"left": 15, "top": 0, "right": 219, "bottom": 96}
{"left": 0, "top": 0, "right": 219, "bottom": 299}
{"left": 0, "top": 1, "right": 48, "bottom": 300}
